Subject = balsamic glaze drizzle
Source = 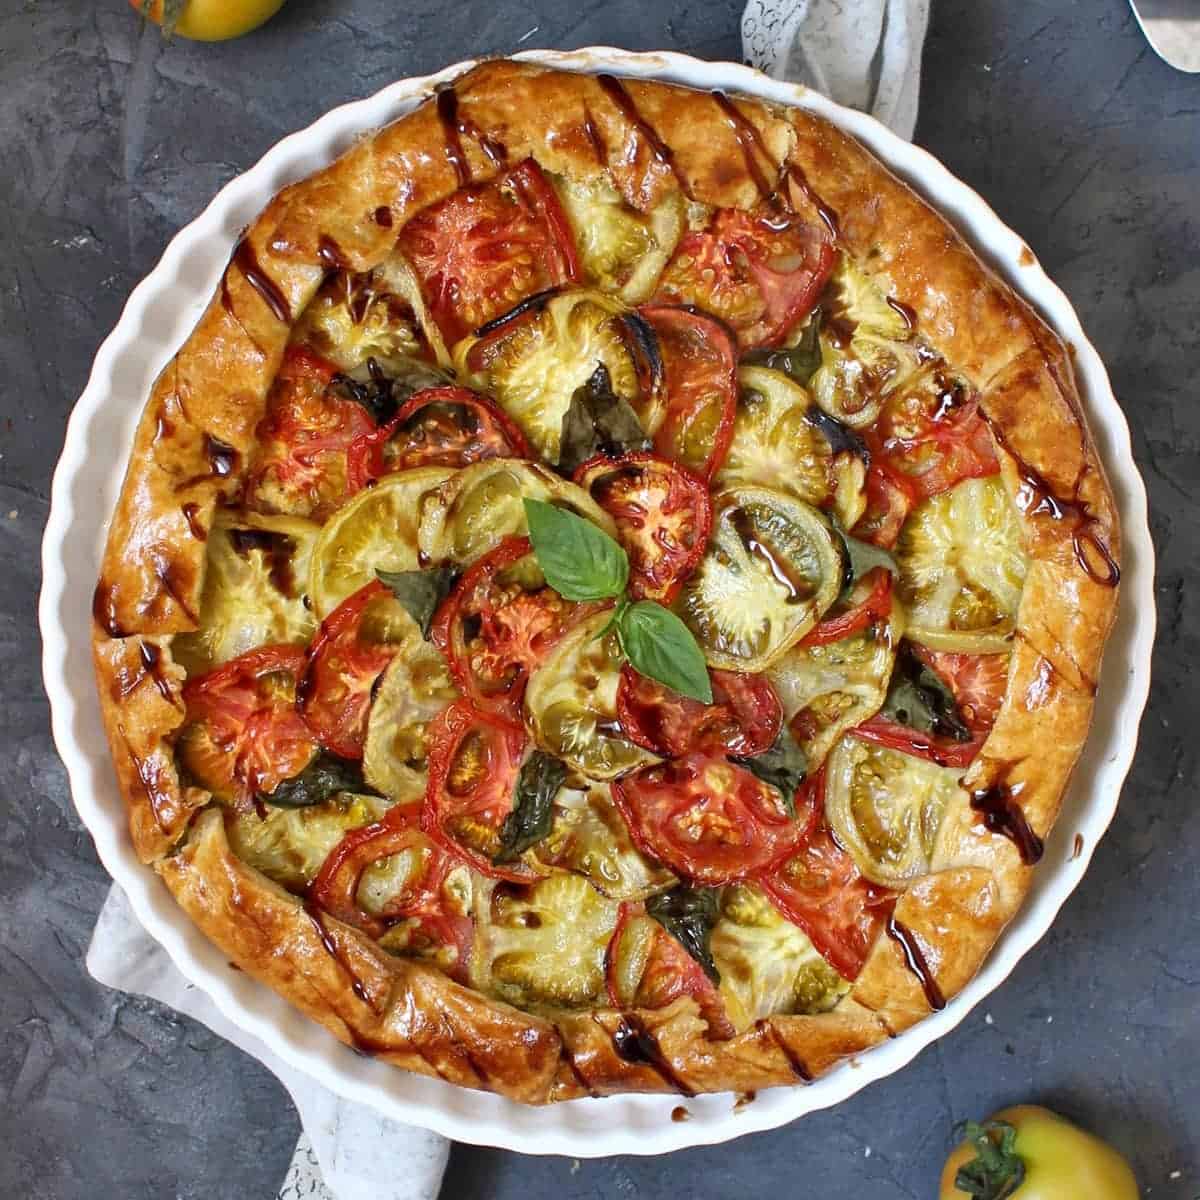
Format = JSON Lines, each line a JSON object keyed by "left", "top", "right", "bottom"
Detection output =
{"left": 755, "top": 1018, "right": 813, "bottom": 1081}
{"left": 232, "top": 238, "right": 291, "bottom": 323}
{"left": 611, "top": 1016, "right": 694, "bottom": 1096}
{"left": 886, "top": 917, "right": 946, "bottom": 1011}
{"left": 970, "top": 780, "right": 1045, "bottom": 865}
{"left": 304, "top": 902, "right": 372, "bottom": 1006}
{"left": 596, "top": 74, "right": 694, "bottom": 199}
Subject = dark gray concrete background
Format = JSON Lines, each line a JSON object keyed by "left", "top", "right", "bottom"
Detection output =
{"left": 1, "top": 1, "right": 1195, "bottom": 1196}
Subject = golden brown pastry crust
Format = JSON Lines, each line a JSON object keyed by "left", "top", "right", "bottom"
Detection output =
{"left": 93, "top": 59, "right": 1120, "bottom": 1100}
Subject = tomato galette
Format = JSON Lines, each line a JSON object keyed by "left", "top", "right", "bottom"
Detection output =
{"left": 92, "top": 60, "right": 1120, "bottom": 1103}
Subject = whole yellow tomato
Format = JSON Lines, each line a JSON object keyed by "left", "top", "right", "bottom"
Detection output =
{"left": 940, "top": 1106, "right": 1138, "bottom": 1200}
{"left": 130, "top": 0, "right": 284, "bottom": 42}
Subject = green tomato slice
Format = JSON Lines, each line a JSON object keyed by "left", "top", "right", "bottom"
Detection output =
{"left": 676, "top": 485, "right": 845, "bottom": 672}
{"left": 824, "top": 734, "right": 966, "bottom": 887}
{"left": 897, "top": 475, "right": 1029, "bottom": 653}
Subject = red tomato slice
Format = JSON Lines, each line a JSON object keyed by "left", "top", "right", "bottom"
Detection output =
{"left": 345, "top": 386, "right": 531, "bottom": 490}
{"left": 430, "top": 536, "right": 595, "bottom": 728}
{"left": 182, "top": 644, "right": 315, "bottom": 805}
{"left": 911, "top": 647, "right": 1009, "bottom": 737}
{"left": 573, "top": 451, "right": 712, "bottom": 603}
{"left": 852, "top": 714, "right": 980, "bottom": 769}
{"left": 616, "top": 665, "right": 782, "bottom": 758}
{"left": 606, "top": 902, "right": 736, "bottom": 1039}
{"left": 420, "top": 700, "right": 533, "bottom": 882}
{"left": 655, "top": 207, "right": 834, "bottom": 349}
{"left": 801, "top": 567, "right": 894, "bottom": 647}
{"left": 759, "top": 770, "right": 896, "bottom": 979}
{"left": 246, "top": 345, "right": 375, "bottom": 520}
{"left": 300, "top": 581, "right": 398, "bottom": 759}
{"left": 851, "top": 464, "right": 912, "bottom": 550}
{"left": 397, "top": 158, "right": 580, "bottom": 345}
{"left": 637, "top": 305, "right": 737, "bottom": 481}
{"left": 612, "top": 754, "right": 815, "bottom": 886}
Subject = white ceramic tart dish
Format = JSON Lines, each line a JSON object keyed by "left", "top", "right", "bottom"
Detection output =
{"left": 42, "top": 47, "right": 1153, "bottom": 1154}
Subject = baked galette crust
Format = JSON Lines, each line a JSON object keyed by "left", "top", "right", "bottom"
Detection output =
{"left": 93, "top": 59, "right": 1120, "bottom": 1102}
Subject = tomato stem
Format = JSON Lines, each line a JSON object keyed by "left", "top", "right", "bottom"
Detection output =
{"left": 953, "top": 1120, "right": 1026, "bottom": 1200}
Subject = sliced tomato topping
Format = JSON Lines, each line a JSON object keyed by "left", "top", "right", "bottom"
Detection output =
{"left": 397, "top": 158, "right": 580, "bottom": 346}
{"left": 759, "top": 770, "right": 896, "bottom": 979}
{"left": 911, "top": 646, "right": 1009, "bottom": 737}
{"left": 851, "top": 463, "right": 912, "bottom": 550}
{"left": 345, "top": 385, "right": 531, "bottom": 490}
{"left": 573, "top": 451, "right": 711, "bottom": 603}
{"left": 636, "top": 305, "right": 737, "bottom": 481}
{"left": 182, "top": 644, "right": 315, "bottom": 806}
{"left": 852, "top": 714, "right": 980, "bottom": 769}
{"left": 655, "top": 207, "right": 834, "bottom": 349}
{"left": 616, "top": 666, "right": 782, "bottom": 758}
{"left": 309, "top": 804, "right": 471, "bottom": 978}
{"left": 612, "top": 754, "right": 815, "bottom": 886}
{"left": 300, "top": 580, "right": 398, "bottom": 759}
{"left": 421, "top": 700, "right": 533, "bottom": 881}
{"left": 430, "top": 536, "right": 594, "bottom": 727}
{"left": 606, "top": 902, "right": 735, "bottom": 1038}
{"left": 801, "top": 567, "right": 894, "bottom": 648}
{"left": 246, "top": 345, "right": 375, "bottom": 520}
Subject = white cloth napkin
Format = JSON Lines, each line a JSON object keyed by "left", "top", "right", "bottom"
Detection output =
{"left": 83, "top": 10, "right": 929, "bottom": 1196}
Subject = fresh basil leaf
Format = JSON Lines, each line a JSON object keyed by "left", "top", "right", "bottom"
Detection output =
{"left": 376, "top": 565, "right": 459, "bottom": 637}
{"left": 259, "top": 752, "right": 368, "bottom": 808}
{"left": 557, "top": 363, "right": 651, "bottom": 476}
{"left": 881, "top": 644, "right": 972, "bottom": 742}
{"left": 618, "top": 601, "right": 713, "bottom": 703}
{"left": 743, "top": 317, "right": 822, "bottom": 387}
{"left": 646, "top": 885, "right": 721, "bottom": 985}
{"left": 495, "top": 751, "right": 568, "bottom": 862}
{"left": 523, "top": 497, "right": 628, "bottom": 601}
{"left": 732, "top": 727, "right": 808, "bottom": 817}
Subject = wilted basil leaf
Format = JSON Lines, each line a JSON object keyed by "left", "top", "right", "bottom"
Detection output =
{"left": 495, "top": 751, "right": 568, "bottom": 862}
{"left": 557, "top": 363, "right": 651, "bottom": 475}
{"left": 376, "top": 565, "right": 460, "bottom": 637}
{"left": 732, "top": 727, "right": 808, "bottom": 816}
{"left": 260, "top": 752, "right": 368, "bottom": 808}
{"left": 743, "top": 317, "right": 823, "bottom": 387}
{"left": 882, "top": 645, "right": 972, "bottom": 742}
{"left": 333, "top": 355, "right": 451, "bottom": 425}
{"left": 646, "top": 885, "right": 721, "bottom": 985}
{"left": 804, "top": 403, "right": 869, "bottom": 462}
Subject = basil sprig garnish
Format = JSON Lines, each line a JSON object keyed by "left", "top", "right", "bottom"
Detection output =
{"left": 495, "top": 750, "right": 568, "bottom": 862}
{"left": 523, "top": 498, "right": 713, "bottom": 703}
{"left": 646, "top": 885, "right": 721, "bottom": 984}
{"left": 377, "top": 565, "right": 460, "bottom": 637}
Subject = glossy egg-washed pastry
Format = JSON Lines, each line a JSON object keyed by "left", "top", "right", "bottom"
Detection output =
{"left": 91, "top": 60, "right": 1120, "bottom": 1103}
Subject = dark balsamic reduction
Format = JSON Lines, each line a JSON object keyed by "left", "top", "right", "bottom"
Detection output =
{"left": 138, "top": 640, "right": 174, "bottom": 704}
{"left": 373, "top": 205, "right": 394, "bottom": 228}
{"left": 1072, "top": 832, "right": 1085, "bottom": 861}
{"left": 671, "top": 1105, "right": 691, "bottom": 1123}
{"left": 711, "top": 91, "right": 775, "bottom": 201}
{"left": 304, "top": 902, "right": 372, "bottom": 1006}
{"left": 229, "top": 527, "right": 298, "bottom": 597}
{"left": 181, "top": 502, "right": 207, "bottom": 541}
{"left": 233, "top": 238, "right": 291, "bottom": 323}
{"left": 152, "top": 553, "right": 198, "bottom": 625}
{"left": 785, "top": 164, "right": 840, "bottom": 239}
{"left": 754, "top": 1018, "right": 812, "bottom": 1081}
{"left": 562, "top": 1049, "right": 601, "bottom": 1099}
{"left": 729, "top": 508, "right": 814, "bottom": 604}
{"left": 93, "top": 580, "right": 126, "bottom": 638}
{"left": 120, "top": 727, "right": 172, "bottom": 832}
{"left": 596, "top": 74, "right": 694, "bottom": 199}
{"left": 317, "top": 234, "right": 348, "bottom": 273}
{"left": 983, "top": 416, "right": 1119, "bottom": 587}
{"left": 436, "top": 86, "right": 472, "bottom": 187}
{"left": 970, "top": 782, "right": 1044, "bottom": 865}
{"left": 205, "top": 434, "right": 239, "bottom": 478}
{"left": 886, "top": 296, "right": 917, "bottom": 332}
{"left": 886, "top": 917, "right": 946, "bottom": 1011}
{"left": 611, "top": 1016, "right": 694, "bottom": 1096}
{"left": 581, "top": 111, "right": 607, "bottom": 165}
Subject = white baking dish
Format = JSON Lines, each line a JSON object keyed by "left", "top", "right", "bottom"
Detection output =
{"left": 40, "top": 46, "right": 1155, "bottom": 1156}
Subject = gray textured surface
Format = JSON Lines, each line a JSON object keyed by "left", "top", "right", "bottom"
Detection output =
{"left": 2, "top": 1, "right": 1195, "bottom": 1196}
